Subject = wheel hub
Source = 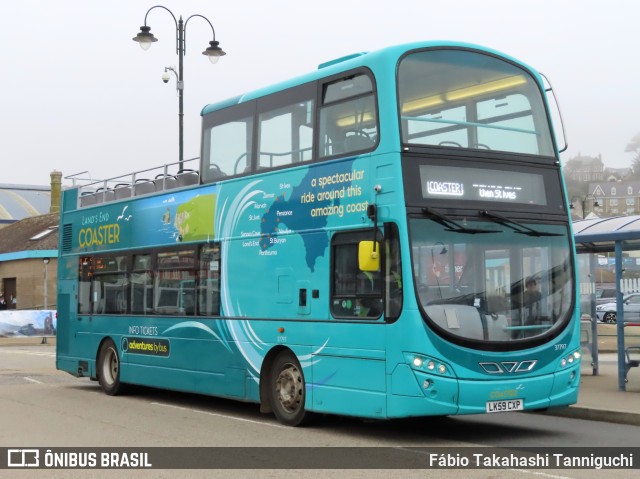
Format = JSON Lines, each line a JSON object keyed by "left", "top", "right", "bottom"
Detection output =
{"left": 104, "top": 348, "right": 118, "bottom": 385}
{"left": 275, "top": 364, "right": 302, "bottom": 412}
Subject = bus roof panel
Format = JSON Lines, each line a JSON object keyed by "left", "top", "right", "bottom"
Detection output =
{"left": 200, "top": 41, "right": 537, "bottom": 116}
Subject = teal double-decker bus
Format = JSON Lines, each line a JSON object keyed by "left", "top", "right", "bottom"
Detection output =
{"left": 57, "top": 41, "right": 580, "bottom": 426}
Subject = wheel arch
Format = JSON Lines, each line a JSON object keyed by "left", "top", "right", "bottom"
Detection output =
{"left": 96, "top": 336, "right": 114, "bottom": 360}
{"left": 95, "top": 336, "right": 118, "bottom": 380}
{"left": 258, "top": 345, "right": 293, "bottom": 414}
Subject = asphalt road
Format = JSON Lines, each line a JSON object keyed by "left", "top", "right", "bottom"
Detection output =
{"left": 0, "top": 342, "right": 638, "bottom": 479}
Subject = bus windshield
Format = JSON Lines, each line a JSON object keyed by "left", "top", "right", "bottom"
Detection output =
{"left": 410, "top": 217, "right": 573, "bottom": 347}
{"left": 398, "top": 49, "right": 555, "bottom": 156}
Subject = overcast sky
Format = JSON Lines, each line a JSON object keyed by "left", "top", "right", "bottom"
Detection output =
{"left": 1, "top": 0, "right": 638, "bottom": 186}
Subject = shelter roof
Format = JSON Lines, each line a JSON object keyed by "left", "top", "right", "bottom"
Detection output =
{"left": 573, "top": 215, "right": 640, "bottom": 253}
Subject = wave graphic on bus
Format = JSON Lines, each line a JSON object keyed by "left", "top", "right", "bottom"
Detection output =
{"left": 162, "top": 321, "right": 232, "bottom": 353}
{"left": 216, "top": 180, "right": 329, "bottom": 379}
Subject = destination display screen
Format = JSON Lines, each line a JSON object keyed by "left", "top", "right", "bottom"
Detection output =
{"left": 419, "top": 164, "right": 547, "bottom": 206}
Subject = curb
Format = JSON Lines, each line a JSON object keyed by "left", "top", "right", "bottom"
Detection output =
{"left": 539, "top": 406, "right": 640, "bottom": 426}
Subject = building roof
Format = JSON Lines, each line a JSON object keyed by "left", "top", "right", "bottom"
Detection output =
{"left": 0, "top": 183, "right": 51, "bottom": 223}
{"left": 590, "top": 181, "right": 640, "bottom": 197}
{"left": 0, "top": 213, "right": 59, "bottom": 254}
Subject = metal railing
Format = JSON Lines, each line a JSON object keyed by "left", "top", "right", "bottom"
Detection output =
{"left": 65, "top": 157, "right": 200, "bottom": 208}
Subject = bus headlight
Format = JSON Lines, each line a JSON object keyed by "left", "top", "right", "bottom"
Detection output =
{"left": 405, "top": 353, "right": 454, "bottom": 377}
{"left": 559, "top": 349, "right": 581, "bottom": 368}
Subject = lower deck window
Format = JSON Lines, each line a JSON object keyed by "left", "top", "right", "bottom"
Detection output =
{"left": 77, "top": 245, "right": 221, "bottom": 317}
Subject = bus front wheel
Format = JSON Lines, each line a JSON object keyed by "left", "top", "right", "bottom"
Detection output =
{"left": 269, "top": 351, "right": 310, "bottom": 426}
{"left": 97, "top": 339, "right": 126, "bottom": 396}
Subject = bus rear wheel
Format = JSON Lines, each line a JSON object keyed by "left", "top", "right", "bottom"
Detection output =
{"left": 269, "top": 351, "right": 310, "bottom": 426}
{"left": 97, "top": 339, "right": 125, "bottom": 396}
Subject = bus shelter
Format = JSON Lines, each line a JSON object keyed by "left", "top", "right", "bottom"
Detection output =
{"left": 573, "top": 215, "right": 640, "bottom": 391}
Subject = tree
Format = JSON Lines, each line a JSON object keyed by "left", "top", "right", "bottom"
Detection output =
{"left": 626, "top": 132, "right": 640, "bottom": 177}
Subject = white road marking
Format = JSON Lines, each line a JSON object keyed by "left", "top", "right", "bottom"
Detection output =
{"left": 510, "top": 469, "right": 573, "bottom": 479}
{"left": 151, "top": 401, "right": 287, "bottom": 429}
{"left": 23, "top": 377, "right": 44, "bottom": 384}
{"left": 0, "top": 349, "right": 55, "bottom": 357}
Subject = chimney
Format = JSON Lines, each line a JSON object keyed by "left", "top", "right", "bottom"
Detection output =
{"left": 50, "top": 170, "right": 62, "bottom": 214}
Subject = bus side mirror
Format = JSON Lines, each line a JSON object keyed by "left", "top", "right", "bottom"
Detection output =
{"left": 358, "top": 241, "right": 380, "bottom": 272}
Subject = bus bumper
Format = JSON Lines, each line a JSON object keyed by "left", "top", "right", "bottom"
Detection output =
{"left": 456, "top": 365, "right": 580, "bottom": 414}
{"left": 388, "top": 363, "right": 580, "bottom": 418}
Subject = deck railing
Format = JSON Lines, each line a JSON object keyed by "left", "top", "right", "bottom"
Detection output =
{"left": 65, "top": 157, "right": 200, "bottom": 208}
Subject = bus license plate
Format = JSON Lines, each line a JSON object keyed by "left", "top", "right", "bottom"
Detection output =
{"left": 486, "top": 399, "right": 524, "bottom": 413}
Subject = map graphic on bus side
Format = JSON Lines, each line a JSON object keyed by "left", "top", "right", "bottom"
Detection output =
{"left": 258, "top": 159, "right": 368, "bottom": 272}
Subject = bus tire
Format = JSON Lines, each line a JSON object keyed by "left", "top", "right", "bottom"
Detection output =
{"left": 269, "top": 351, "right": 310, "bottom": 426}
{"left": 97, "top": 339, "right": 126, "bottom": 396}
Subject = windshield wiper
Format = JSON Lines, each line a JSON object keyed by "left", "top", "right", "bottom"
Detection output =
{"left": 422, "top": 207, "right": 500, "bottom": 234}
{"left": 480, "top": 210, "right": 562, "bottom": 237}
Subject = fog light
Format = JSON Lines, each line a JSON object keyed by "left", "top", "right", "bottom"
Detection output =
{"left": 423, "top": 379, "right": 432, "bottom": 389}
{"left": 413, "top": 357, "right": 423, "bottom": 367}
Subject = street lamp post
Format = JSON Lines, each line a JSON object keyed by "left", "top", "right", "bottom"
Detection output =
{"left": 132, "top": 6, "right": 226, "bottom": 171}
{"left": 570, "top": 193, "right": 600, "bottom": 219}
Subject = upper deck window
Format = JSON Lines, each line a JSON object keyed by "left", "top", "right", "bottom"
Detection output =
{"left": 201, "top": 103, "right": 254, "bottom": 181}
{"left": 320, "top": 73, "right": 378, "bottom": 158}
{"left": 258, "top": 99, "right": 314, "bottom": 169}
{"left": 398, "top": 49, "right": 554, "bottom": 156}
